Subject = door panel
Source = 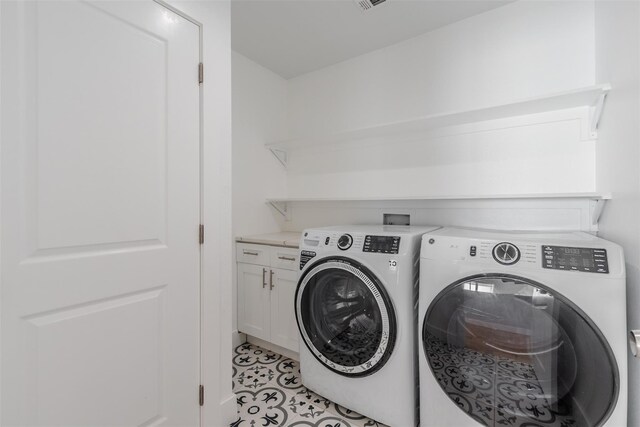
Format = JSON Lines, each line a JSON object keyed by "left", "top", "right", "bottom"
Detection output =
{"left": 33, "top": 1, "right": 167, "bottom": 252}
{"left": 1, "top": 1, "right": 200, "bottom": 425}
{"left": 30, "top": 289, "right": 164, "bottom": 425}
{"left": 270, "top": 268, "right": 299, "bottom": 352}
{"left": 237, "top": 263, "right": 271, "bottom": 341}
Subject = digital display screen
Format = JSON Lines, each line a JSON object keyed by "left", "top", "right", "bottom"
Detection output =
{"left": 564, "top": 248, "right": 581, "bottom": 255}
{"left": 542, "top": 246, "right": 608, "bottom": 273}
{"left": 363, "top": 235, "right": 400, "bottom": 254}
{"left": 557, "top": 248, "right": 594, "bottom": 268}
{"left": 556, "top": 253, "right": 595, "bottom": 267}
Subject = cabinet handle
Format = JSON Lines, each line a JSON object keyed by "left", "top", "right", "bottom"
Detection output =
{"left": 270, "top": 269, "right": 275, "bottom": 290}
{"left": 278, "top": 255, "right": 296, "bottom": 261}
{"left": 243, "top": 250, "right": 259, "bottom": 256}
{"left": 630, "top": 330, "right": 640, "bottom": 357}
{"left": 262, "top": 268, "right": 268, "bottom": 288}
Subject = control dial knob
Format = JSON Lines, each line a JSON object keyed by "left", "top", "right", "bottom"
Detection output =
{"left": 337, "top": 234, "right": 353, "bottom": 251}
{"left": 492, "top": 242, "right": 520, "bottom": 265}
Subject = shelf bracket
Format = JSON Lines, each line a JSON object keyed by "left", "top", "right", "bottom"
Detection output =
{"left": 589, "top": 91, "right": 608, "bottom": 139}
{"left": 591, "top": 198, "right": 607, "bottom": 227}
{"left": 268, "top": 200, "right": 290, "bottom": 221}
{"left": 269, "top": 147, "right": 288, "bottom": 168}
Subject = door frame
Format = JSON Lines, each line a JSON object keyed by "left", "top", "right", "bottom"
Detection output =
{"left": 152, "top": 2, "right": 207, "bottom": 424}
{"left": 154, "top": 1, "right": 238, "bottom": 425}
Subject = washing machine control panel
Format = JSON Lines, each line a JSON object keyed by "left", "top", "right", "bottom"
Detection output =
{"left": 363, "top": 235, "right": 400, "bottom": 254}
{"left": 542, "top": 245, "right": 609, "bottom": 273}
{"left": 299, "top": 250, "right": 317, "bottom": 270}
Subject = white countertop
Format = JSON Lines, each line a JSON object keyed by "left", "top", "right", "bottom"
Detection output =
{"left": 235, "top": 231, "right": 302, "bottom": 248}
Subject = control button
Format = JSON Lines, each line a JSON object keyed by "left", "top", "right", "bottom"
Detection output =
{"left": 325, "top": 237, "right": 330, "bottom": 245}
{"left": 470, "top": 246, "right": 477, "bottom": 257}
{"left": 492, "top": 242, "right": 521, "bottom": 265}
{"left": 337, "top": 234, "right": 353, "bottom": 251}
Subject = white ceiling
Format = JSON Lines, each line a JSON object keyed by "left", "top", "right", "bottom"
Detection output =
{"left": 231, "top": 0, "right": 514, "bottom": 79}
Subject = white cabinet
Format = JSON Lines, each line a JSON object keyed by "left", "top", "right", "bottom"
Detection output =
{"left": 269, "top": 268, "right": 299, "bottom": 351}
{"left": 237, "top": 263, "right": 271, "bottom": 340}
{"left": 236, "top": 242, "right": 300, "bottom": 352}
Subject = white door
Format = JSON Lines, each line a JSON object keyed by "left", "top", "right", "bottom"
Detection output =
{"left": 1, "top": 1, "right": 201, "bottom": 425}
{"left": 237, "top": 263, "right": 271, "bottom": 341}
{"left": 270, "top": 269, "right": 299, "bottom": 352}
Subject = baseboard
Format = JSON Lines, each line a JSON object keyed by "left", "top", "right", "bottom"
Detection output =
{"left": 219, "top": 393, "right": 237, "bottom": 425}
{"left": 231, "top": 330, "right": 246, "bottom": 349}
{"left": 246, "top": 335, "right": 299, "bottom": 361}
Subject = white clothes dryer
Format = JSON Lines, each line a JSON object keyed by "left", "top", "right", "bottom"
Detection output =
{"left": 419, "top": 227, "right": 627, "bottom": 427}
{"left": 296, "top": 225, "right": 439, "bottom": 427}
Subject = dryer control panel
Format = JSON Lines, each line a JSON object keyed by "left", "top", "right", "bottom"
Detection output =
{"left": 542, "top": 245, "right": 609, "bottom": 274}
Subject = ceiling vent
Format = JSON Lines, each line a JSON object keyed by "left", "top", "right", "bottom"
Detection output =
{"left": 354, "top": 0, "right": 387, "bottom": 12}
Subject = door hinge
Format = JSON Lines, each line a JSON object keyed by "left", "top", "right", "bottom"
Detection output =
{"left": 199, "top": 224, "right": 204, "bottom": 245}
{"left": 199, "top": 385, "right": 204, "bottom": 406}
{"left": 198, "top": 62, "right": 204, "bottom": 84}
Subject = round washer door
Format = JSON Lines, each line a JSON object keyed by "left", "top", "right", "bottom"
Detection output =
{"left": 422, "top": 274, "right": 618, "bottom": 427}
{"left": 295, "top": 257, "right": 396, "bottom": 377}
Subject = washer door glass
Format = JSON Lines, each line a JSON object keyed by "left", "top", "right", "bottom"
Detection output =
{"left": 296, "top": 258, "right": 396, "bottom": 377}
{"left": 422, "top": 275, "right": 618, "bottom": 427}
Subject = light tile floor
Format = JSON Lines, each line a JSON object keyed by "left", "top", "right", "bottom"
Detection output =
{"left": 230, "top": 342, "right": 389, "bottom": 427}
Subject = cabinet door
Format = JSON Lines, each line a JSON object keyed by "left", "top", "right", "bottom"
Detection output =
{"left": 270, "top": 268, "right": 300, "bottom": 352}
{"left": 237, "top": 263, "right": 271, "bottom": 341}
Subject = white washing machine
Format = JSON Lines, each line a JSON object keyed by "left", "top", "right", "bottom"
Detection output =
{"left": 295, "top": 225, "right": 439, "bottom": 427}
{"left": 418, "top": 227, "right": 627, "bottom": 427}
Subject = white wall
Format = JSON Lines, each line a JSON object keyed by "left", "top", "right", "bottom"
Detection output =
{"left": 594, "top": 1, "right": 640, "bottom": 424}
{"left": 282, "top": 0, "right": 598, "bottom": 201}
{"left": 166, "top": 1, "right": 235, "bottom": 425}
{"left": 232, "top": 52, "right": 288, "bottom": 236}
{"left": 284, "top": 109, "right": 596, "bottom": 199}
{"left": 231, "top": 52, "right": 288, "bottom": 337}
{"left": 231, "top": 0, "right": 605, "bottom": 230}
{"left": 287, "top": 0, "right": 595, "bottom": 137}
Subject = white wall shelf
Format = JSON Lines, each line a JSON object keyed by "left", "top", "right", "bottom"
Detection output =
{"left": 267, "top": 192, "right": 611, "bottom": 203}
{"left": 266, "top": 84, "right": 610, "bottom": 166}
{"left": 267, "top": 193, "right": 611, "bottom": 227}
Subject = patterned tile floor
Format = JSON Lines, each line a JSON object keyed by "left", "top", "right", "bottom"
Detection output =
{"left": 424, "top": 333, "right": 578, "bottom": 427}
{"left": 230, "top": 342, "right": 389, "bottom": 427}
